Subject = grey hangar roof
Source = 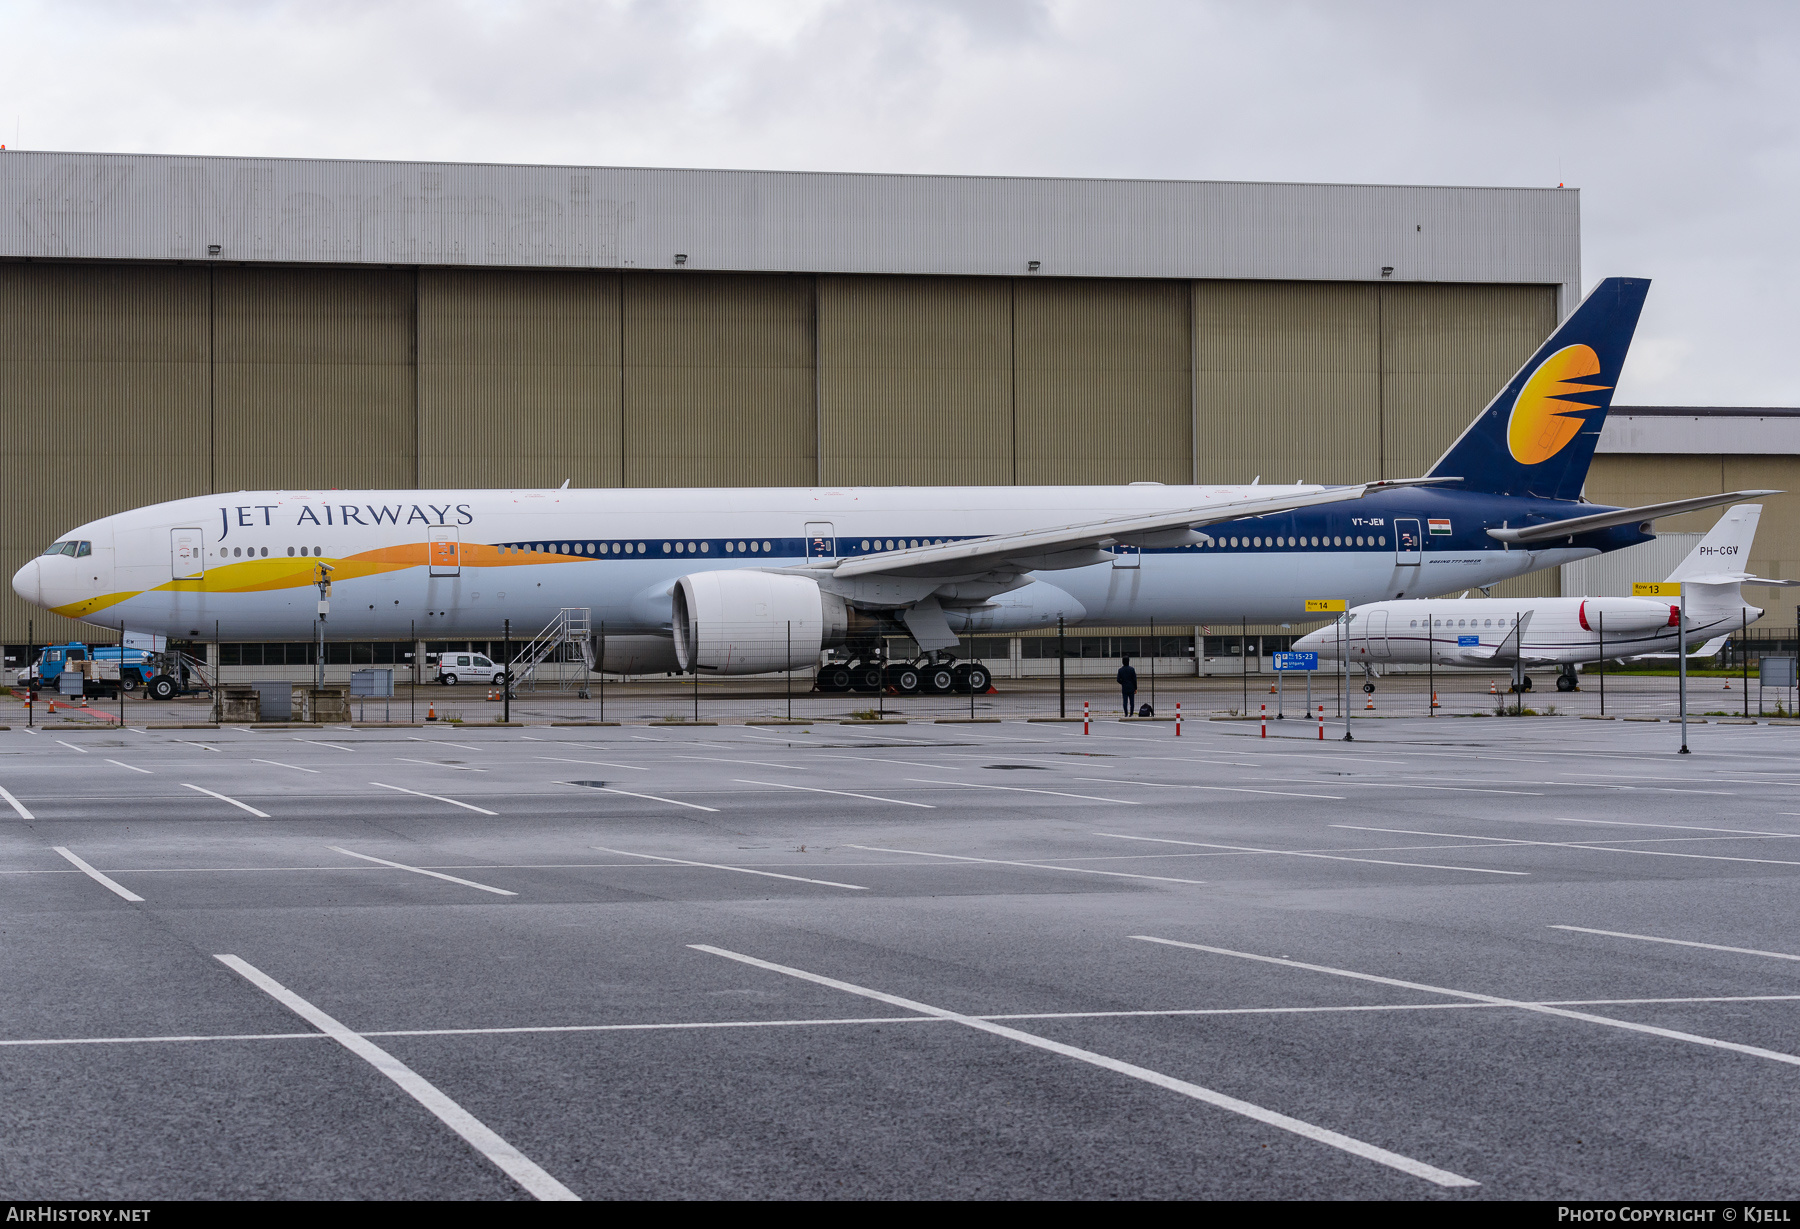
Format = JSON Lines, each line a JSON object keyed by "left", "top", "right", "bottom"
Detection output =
{"left": 1, "top": 150, "right": 1578, "bottom": 298}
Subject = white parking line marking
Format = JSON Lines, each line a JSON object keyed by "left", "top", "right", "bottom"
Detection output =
{"left": 176, "top": 740, "right": 223, "bottom": 753}
{"left": 1134, "top": 935, "right": 1800, "bottom": 1072}
{"left": 591, "top": 846, "right": 867, "bottom": 890}
{"left": 396, "top": 757, "right": 486, "bottom": 772}
{"left": 181, "top": 783, "right": 270, "bottom": 818}
{"left": 1336, "top": 824, "right": 1800, "bottom": 869}
{"left": 1072, "top": 777, "right": 1345, "bottom": 801}
{"left": 1550, "top": 925, "right": 1800, "bottom": 963}
{"left": 536, "top": 756, "right": 649, "bottom": 772}
{"left": 562, "top": 784, "right": 719, "bottom": 813}
{"left": 817, "top": 754, "right": 951, "bottom": 769}
{"left": 1095, "top": 832, "right": 1528, "bottom": 876}
{"left": 213, "top": 955, "right": 578, "bottom": 1200}
{"left": 252, "top": 758, "right": 320, "bottom": 774}
{"left": 55, "top": 740, "right": 90, "bottom": 754}
{"left": 1537, "top": 816, "right": 1800, "bottom": 839}
{"left": 52, "top": 846, "right": 143, "bottom": 902}
{"left": 735, "top": 779, "right": 934, "bottom": 808}
{"left": 105, "top": 759, "right": 154, "bottom": 774}
{"left": 847, "top": 844, "right": 1207, "bottom": 885}
{"left": 295, "top": 738, "right": 355, "bottom": 752}
{"left": 0, "top": 786, "right": 35, "bottom": 819}
{"left": 692, "top": 944, "right": 1476, "bottom": 1188}
{"left": 1252, "top": 778, "right": 1543, "bottom": 796}
{"left": 15, "top": 991, "right": 1800, "bottom": 1050}
{"left": 369, "top": 782, "right": 499, "bottom": 815}
{"left": 672, "top": 754, "right": 807, "bottom": 770}
{"left": 906, "top": 778, "right": 1139, "bottom": 804}
{"left": 408, "top": 737, "right": 483, "bottom": 751}
{"left": 328, "top": 846, "right": 517, "bottom": 896}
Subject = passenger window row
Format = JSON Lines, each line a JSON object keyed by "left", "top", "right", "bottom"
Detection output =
{"left": 214, "top": 547, "right": 326, "bottom": 558}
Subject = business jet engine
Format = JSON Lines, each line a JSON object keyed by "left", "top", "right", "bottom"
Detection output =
{"left": 672, "top": 570, "right": 849, "bottom": 673}
{"left": 1577, "top": 598, "right": 1680, "bottom": 634}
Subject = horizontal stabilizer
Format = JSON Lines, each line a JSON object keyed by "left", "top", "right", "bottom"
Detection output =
{"left": 1678, "top": 573, "right": 1800, "bottom": 588}
{"left": 1486, "top": 490, "right": 1779, "bottom": 544}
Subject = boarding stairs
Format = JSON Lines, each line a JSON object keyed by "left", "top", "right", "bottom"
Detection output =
{"left": 509, "top": 607, "right": 593, "bottom": 696}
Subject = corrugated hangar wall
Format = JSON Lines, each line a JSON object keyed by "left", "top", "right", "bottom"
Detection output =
{"left": 0, "top": 261, "right": 1559, "bottom": 642}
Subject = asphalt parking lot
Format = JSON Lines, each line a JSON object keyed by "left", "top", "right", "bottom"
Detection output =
{"left": 5, "top": 709, "right": 1800, "bottom": 1200}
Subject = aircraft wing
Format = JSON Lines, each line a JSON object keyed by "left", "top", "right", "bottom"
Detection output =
{"left": 1463, "top": 610, "right": 1535, "bottom": 662}
{"left": 1485, "top": 491, "right": 1779, "bottom": 545}
{"left": 827, "top": 478, "right": 1452, "bottom": 582}
{"left": 1629, "top": 636, "right": 1730, "bottom": 661}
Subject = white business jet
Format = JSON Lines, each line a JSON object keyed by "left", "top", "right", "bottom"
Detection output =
{"left": 1293, "top": 504, "right": 1795, "bottom": 692}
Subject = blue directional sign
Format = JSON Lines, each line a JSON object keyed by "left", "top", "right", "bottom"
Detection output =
{"left": 1273, "top": 651, "right": 1318, "bottom": 672}
{"left": 1458, "top": 634, "right": 1479, "bottom": 646}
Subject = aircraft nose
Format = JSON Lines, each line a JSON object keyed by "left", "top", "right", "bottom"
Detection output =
{"left": 11, "top": 559, "right": 42, "bottom": 607}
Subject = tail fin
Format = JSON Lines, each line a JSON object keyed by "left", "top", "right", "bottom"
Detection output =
{"left": 1667, "top": 504, "right": 1762, "bottom": 582}
{"left": 1426, "top": 276, "right": 1649, "bottom": 499}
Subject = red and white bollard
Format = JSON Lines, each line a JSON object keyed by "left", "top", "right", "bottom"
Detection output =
{"left": 1174, "top": 701, "right": 1181, "bottom": 737}
{"left": 1261, "top": 702, "right": 1267, "bottom": 738}
{"left": 1083, "top": 699, "right": 1089, "bottom": 736}
{"left": 1317, "top": 703, "right": 1324, "bottom": 740}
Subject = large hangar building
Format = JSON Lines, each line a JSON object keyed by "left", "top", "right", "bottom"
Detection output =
{"left": 4, "top": 150, "right": 1781, "bottom": 667}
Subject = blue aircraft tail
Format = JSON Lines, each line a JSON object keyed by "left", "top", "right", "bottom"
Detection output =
{"left": 1425, "top": 276, "right": 1649, "bottom": 500}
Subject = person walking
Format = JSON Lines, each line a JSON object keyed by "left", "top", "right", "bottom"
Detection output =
{"left": 1118, "top": 655, "right": 1138, "bottom": 715}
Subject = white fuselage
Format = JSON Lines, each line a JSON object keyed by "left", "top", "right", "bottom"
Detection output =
{"left": 15, "top": 485, "right": 1590, "bottom": 642}
{"left": 1294, "top": 595, "right": 1758, "bottom": 668}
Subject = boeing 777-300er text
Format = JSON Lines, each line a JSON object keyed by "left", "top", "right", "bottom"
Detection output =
{"left": 12, "top": 277, "right": 1773, "bottom": 682}
{"left": 1294, "top": 503, "right": 1797, "bottom": 692}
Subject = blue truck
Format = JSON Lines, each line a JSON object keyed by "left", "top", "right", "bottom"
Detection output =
{"left": 18, "top": 642, "right": 204, "bottom": 701}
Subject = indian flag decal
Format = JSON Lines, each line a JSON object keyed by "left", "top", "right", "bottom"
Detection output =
{"left": 1428, "top": 518, "right": 1452, "bottom": 535}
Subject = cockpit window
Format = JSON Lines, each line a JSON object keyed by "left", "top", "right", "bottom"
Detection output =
{"left": 75, "top": 541, "right": 91, "bottom": 557}
{"left": 40, "top": 541, "right": 91, "bottom": 557}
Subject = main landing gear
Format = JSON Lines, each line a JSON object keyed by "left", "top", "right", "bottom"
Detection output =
{"left": 816, "top": 650, "right": 990, "bottom": 695}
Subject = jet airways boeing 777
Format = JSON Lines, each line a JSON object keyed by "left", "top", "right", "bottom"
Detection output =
{"left": 11, "top": 277, "right": 1770, "bottom": 681}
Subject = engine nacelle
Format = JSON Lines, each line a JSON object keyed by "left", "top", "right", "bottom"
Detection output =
{"left": 672, "top": 570, "right": 848, "bottom": 674}
{"left": 598, "top": 634, "right": 683, "bottom": 675}
{"left": 1578, "top": 598, "right": 1680, "bottom": 633}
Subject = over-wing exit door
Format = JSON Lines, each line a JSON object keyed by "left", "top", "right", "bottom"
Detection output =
{"left": 805, "top": 523, "right": 836, "bottom": 560}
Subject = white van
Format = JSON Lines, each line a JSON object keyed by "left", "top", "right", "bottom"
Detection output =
{"left": 434, "top": 652, "right": 506, "bottom": 686}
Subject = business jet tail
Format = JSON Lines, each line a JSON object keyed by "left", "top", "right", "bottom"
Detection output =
{"left": 1426, "top": 277, "right": 1649, "bottom": 502}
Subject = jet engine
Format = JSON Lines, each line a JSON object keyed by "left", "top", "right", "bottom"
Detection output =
{"left": 672, "top": 570, "right": 849, "bottom": 673}
{"left": 1578, "top": 598, "right": 1680, "bottom": 633}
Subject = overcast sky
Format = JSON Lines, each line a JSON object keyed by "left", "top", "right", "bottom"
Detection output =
{"left": 7, "top": 0, "right": 1796, "bottom": 405}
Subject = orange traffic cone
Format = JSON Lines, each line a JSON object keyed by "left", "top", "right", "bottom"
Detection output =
{"left": 1489, "top": 680, "right": 1498, "bottom": 695}
{"left": 1431, "top": 691, "right": 1441, "bottom": 708}
{"left": 1364, "top": 696, "right": 1375, "bottom": 710}
{"left": 47, "top": 699, "right": 55, "bottom": 714}
{"left": 1269, "top": 683, "right": 1277, "bottom": 694}
{"left": 427, "top": 703, "right": 437, "bottom": 722}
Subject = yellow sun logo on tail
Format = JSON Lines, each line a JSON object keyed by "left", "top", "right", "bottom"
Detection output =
{"left": 1507, "top": 343, "right": 1610, "bottom": 465}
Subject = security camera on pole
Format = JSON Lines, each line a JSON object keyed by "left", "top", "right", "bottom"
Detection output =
{"left": 314, "top": 563, "right": 334, "bottom": 690}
